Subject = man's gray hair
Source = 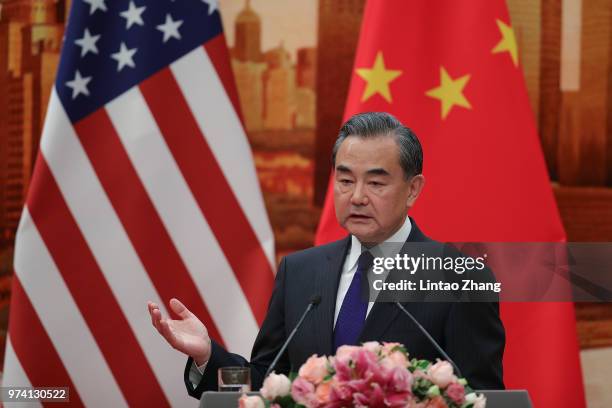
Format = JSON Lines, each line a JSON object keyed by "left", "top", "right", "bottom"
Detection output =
{"left": 332, "top": 112, "right": 423, "bottom": 179}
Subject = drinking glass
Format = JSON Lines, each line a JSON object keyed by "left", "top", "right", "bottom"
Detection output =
{"left": 217, "top": 367, "right": 251, "bottom": 392}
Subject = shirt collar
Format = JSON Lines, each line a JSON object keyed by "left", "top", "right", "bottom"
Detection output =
{"left": 346, "top": 216, "right": 413, "bottom": 271}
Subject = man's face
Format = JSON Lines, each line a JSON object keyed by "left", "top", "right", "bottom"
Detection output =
{"left": 333, "top": 135, "right": 424, "bottom": 244}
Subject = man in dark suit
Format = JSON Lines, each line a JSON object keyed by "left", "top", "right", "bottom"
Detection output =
{"left": 148, "top": 112, "right": 505, "bottom": 399}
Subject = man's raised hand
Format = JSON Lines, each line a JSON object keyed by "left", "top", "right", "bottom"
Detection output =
{"left": 147, "top": 298, "right": 212, "bottom": 365}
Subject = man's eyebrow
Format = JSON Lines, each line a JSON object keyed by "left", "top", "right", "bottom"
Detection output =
{"left": 366, "top": 168, "right": 390, "bottom": 176}
{"left": 335, "top": 165, "right": 390, "bottom": 176}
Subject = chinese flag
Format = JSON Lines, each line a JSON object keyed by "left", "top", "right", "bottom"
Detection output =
{"left": 315, "top": 1, "right": 586, "bottom": 407}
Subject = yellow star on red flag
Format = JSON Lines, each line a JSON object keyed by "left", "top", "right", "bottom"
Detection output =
{"left": 355, "top": 51, "right": 402, "bottom": 103}
{"left": 426, "top": 66, "right": 472, "bottom": 119}
{"left": 492, "top": 19, "right": 518, "bottom": 66}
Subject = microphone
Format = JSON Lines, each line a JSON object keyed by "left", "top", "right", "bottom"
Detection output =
{"left": 395, "top": 302, "right": 463, "bottom": 378}
{"left": 264, "top": 295, "right": 321, "bottom": 378}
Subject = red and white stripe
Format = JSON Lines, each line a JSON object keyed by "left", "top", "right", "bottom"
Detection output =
{"left": 3, "top": 37, "right": 275, "bottom": 406}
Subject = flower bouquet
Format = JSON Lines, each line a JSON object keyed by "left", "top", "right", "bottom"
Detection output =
{"left": 239, "top": 342, "right": 486, "bottom": 408}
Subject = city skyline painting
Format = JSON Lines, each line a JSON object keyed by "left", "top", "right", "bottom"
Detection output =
{"left": 0, "top": 1, "right": 612, "bottom": 392}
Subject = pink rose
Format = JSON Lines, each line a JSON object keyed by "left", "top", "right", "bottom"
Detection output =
{"left": 298, "top": 355, "right": 329, "bottom": 384}
{"left": 382, "top": 342, "right": 402, "bottom": 356}
{"left": 465, "top": 392, "right": 487, "bottom": 408}
{"left": 428, "top": 360, "right": 457, "bottom": 388}
{"left": 362, "top": 341, "right": 382, "bottom": 354}
{"left": 334, "top": 345, "right": 360, "bottom": 364}
{"left": 390, "top": 366, "right": 413, "bottom": 393}
{"left": 238, "top": 395, "right": 265, "bottom": 408}
{"left": 315, "top": 381, "right": 332, "bottom": 404}
{"left": 381, "top": 350, "right": 409, "bottom": 370}
{"left": 260, "top": 372, "right": 291, "bottom": 400}
{"left": 291, "top": 377, "right": 318, "bottom": 407}
{"left": 445, "top": 382, "right": 465, "bottom": 404}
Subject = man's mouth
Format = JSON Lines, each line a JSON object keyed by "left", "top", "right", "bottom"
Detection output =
{"left": 349, "top": 214, "right": 371, "bottom": 219}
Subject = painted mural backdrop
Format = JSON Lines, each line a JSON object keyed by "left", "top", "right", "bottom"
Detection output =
{"left": 0, "top": 0, "right": 611, "bottom": 400}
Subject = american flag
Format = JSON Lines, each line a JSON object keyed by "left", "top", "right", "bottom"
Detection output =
{"left": 2, "top": 0, "right": 275, "bottom": 405}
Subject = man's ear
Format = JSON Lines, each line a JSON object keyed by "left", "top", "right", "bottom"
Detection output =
{"left": 406, "top": 174, "right": 425, "bottom": 207}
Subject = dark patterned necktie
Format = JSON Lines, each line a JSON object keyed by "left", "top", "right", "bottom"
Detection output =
{"left": 333, "top": 250, "right": 374, "bottom": 352}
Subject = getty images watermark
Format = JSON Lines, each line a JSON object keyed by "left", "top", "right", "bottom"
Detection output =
{"left": 361, "top": 242, "right": 612, "bottom": 303}
{"left": 371, "top": 252, "right": 501, "bottom": 294}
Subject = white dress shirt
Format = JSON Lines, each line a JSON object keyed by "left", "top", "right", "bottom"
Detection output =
{"left": 333, "top": 216, "right": 412, "bottom": 325}
{"left": 190, "top": 216, "right": 413, "bottom": 385}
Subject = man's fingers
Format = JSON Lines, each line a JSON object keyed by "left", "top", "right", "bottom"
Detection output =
{"left": 147, "top": 302, "right": 159, "bottom": 319}
{"left": 159, "top": 318, "right": 179, "bottom": 348}
{"left": 169, "top": 298, "right": 191, "bottom": 320}
{"left": 148, "top": 300, "right": 188, "bottom": 352}
{"left": 147, "top": 302, "right": 155, "bottom": 315}
{"left": 150, "top": 306, "right": 163, "bottom": 332}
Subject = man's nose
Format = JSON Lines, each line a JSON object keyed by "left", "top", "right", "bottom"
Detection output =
{"left": 350, "top": 182, "right": 368, "bottom": 206}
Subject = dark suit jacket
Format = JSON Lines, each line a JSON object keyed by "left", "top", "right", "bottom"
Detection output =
{"left": 184, "top": 220, "right": 505, "bottom": 398}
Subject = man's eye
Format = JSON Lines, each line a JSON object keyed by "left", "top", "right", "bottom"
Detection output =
{"left": 339, "top": 179, "right": 353, "bottom": 185}
{"left": 369, "top": 181, "right": 384, "bottom": 187}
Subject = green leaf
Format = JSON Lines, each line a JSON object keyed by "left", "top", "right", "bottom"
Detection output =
{"left": 392, "top": 344, "right": 409, "bottom": 356}
{"left": 414, "top": 359, "right": 431, "bottom": 370}
{"left": 427, "top": 385, "right": 440, "bottom": 397}
{"left": 275, "top": 395, "right": 295, "bottom": 407}
{"left": 412, "top": 377, "right": 434, "bottom": 399}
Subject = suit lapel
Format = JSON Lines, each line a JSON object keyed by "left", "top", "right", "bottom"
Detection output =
{"left": 358, "top": 302, "right": 401, "bottom": 343}
{"left": 313, "top": 236, "right": 350, "bottom": 357}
